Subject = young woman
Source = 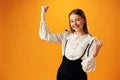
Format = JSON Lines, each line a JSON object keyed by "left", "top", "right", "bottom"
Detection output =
{"left": 39, "top": 5, "right": 103, "bottom": 80}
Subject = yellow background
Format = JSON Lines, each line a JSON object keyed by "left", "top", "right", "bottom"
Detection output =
{"left": 1, "top": 0, "right": 120, "bottom": 80}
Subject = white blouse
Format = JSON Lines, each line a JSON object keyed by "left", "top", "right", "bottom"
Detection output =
{"left": 39, "top": 20, "right": 97, "bottom": 72}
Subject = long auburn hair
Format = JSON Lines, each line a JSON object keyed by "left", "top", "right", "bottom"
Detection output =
{"left": 68, "top": 9, "right": 89, "bottom": 34}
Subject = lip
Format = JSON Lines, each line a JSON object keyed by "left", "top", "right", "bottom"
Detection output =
{"left": 73, "top": 26, "right": 79, "bottom": 29}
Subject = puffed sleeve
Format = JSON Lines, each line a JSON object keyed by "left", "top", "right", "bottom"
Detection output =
{"left": 81, "top": 56, "right": 96, "bottom": 72}
{"left": 39, "top": 20, "right": 65, "bottom": 44}
{"left": 81, "top": 39, "right": 96, "bottom": 72}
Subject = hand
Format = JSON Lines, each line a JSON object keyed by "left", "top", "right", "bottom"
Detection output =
{"left": 41, "top": 5, "right": 49, "bottom": 14}
{"left": 41, "top": 5, "right": 49, "bottom": 21}
{"left": 93, "top": 39, "right": 103, "bottom": 57}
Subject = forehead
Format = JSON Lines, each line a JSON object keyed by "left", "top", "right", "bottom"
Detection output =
{"left": 69, "top": 14, "right": 82, "bottom": 19}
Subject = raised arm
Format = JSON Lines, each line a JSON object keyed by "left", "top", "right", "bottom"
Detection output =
{"left": 39, "top": 5, "right": 66, "bottom": 43}
{"left": 81, "top": 38, "right": 103, "bottom": 72}
{"left": 91, "top": 39, "right": 103, "bottom": 57}
{"left": 41, "top": 5, "right": 48, "bottom": 21}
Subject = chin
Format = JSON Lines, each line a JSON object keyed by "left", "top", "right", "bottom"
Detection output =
{"left": 74, "top": 29, "right": 80, "bottom": 32}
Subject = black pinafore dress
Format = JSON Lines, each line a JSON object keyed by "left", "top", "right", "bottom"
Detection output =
{"left": 57, "top": 40, "right": 94, "bottom": 80}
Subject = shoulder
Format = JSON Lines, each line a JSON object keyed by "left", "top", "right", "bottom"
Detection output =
{"left": 87, "top": 34, "right": 97, "bottom": 43}
{"left": 63, "top": 30, "right": 72, "bottom": 38}
{"left": 57, "top": 30, "right": 72, "bottom": 41}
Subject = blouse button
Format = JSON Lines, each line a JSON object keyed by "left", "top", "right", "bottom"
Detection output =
{"left": 73, "top": 44, "right": 77, "bottom": 49}
{"left": 73, "top": 47, "right": 75, "bottom": 49}
{"left": 70, "top": 55, "right": 74, "bottom": 58}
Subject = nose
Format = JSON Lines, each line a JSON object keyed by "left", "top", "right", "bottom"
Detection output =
{"left": 73, "top": 21, "right": 77, "bottom": 25}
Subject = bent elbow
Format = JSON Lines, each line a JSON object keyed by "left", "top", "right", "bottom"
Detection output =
{"left": 82, "top": 66, "right": 96, "bottom": 72}
{"left": 81, "top": 57, "right": 96, "bottom": 72}
{"left": 39, "top": 31, "right": 44, "bottom": 40}
{"left": 39, "top": 31, "right": 49, "bottom": 41}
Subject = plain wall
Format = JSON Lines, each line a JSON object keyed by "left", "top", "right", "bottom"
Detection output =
{"left": 1, "top": 0, "right": 120, "bottom": 80}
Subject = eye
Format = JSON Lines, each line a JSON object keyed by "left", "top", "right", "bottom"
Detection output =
{"left": 70, "top": 20, "right": 74, "bottom": 23}
{"left": 76, "top": 18, "right": 81, "bottom": 21}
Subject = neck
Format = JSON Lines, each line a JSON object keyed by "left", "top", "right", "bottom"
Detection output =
{"left": 74, "top": 31, "right": 86, "bottom": 36}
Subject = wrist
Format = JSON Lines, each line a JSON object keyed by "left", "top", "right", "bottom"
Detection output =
{"left": 41, "top": 12, "right": 45, "bottom": 21}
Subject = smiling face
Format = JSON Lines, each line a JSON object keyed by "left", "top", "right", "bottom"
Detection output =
{"left": 68, "top": 9, "right": 89, "bottom": 34}
{"left": 70, "top": 13, "right": 85, "bottom": 33}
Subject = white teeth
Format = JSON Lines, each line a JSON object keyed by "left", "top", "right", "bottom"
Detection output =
{"left": 74, "top": 26, "right": 79, "bottom": 28}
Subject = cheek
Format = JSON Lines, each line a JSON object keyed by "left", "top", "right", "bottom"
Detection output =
{"left": 70, "top": 23, "right": 73, "bottom": 27}
{"left": 70, "top": 24, "right": 74, "bottom": 29}
{"left": 79, "top": 21, "right": 85, "bottom": 26}
{"left": 78, "top": 21, "right": 83, "bottom": 24}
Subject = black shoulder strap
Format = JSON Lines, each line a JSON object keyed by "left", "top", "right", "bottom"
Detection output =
{"left": 64, "top": 39, "right": 68, "bottom": 55}
{"left": 80, "top": 44, "right": 89, "bottom": 58}
{"left": 80, "top": 39, "right": 95, "bottom": 58}
{"left": 87, "top": 39, "right": 95, "bottom": 56}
